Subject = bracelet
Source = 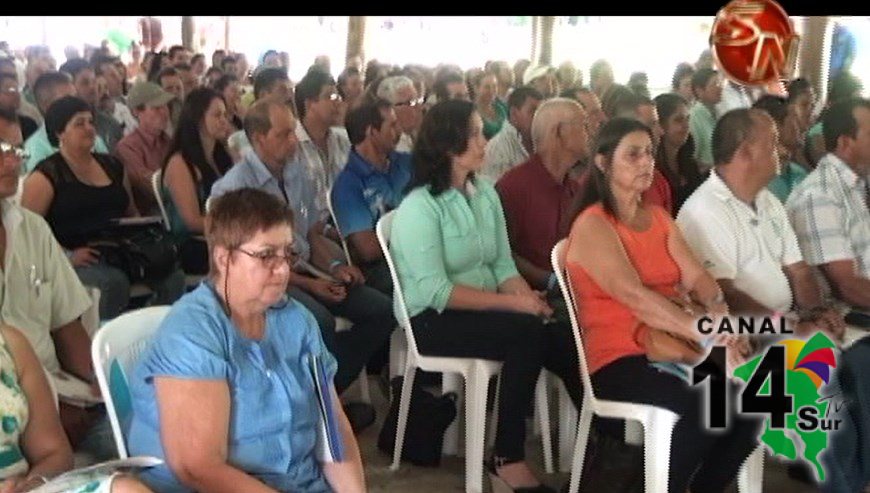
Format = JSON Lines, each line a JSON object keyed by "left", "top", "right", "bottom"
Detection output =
{"left": 328, "top": 259, "right": 345, "bottom": 272}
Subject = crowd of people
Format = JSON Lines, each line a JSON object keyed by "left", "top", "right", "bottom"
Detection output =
{"left": 0, "top": 34, "right": 866, "bottom": 492}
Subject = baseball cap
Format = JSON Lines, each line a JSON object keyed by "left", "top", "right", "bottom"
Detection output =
{"left": 127, "top": 81, "right": 175, "bottom": 109}
{"left": 523, "top": 64, "right": 553, "bottom": 86}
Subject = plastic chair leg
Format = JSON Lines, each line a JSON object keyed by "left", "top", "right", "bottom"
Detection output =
{"left": 536, "top": 372, "right": 554, "bottom": 474}
{"left": 559, "top": 383, "right": 578, "bottom": 472}
{"left": 487, "top": 374, "right": 501, "bottom": 451}
{"left": 390, "top": 362, "right": 417, "bottom": 471}
{"left": 642, "top": 419, "right": 676, "bottom": 493}
{"left": 358, "top": 370, "right": 371, "bottom": 403}
{"left": 738, "top": 445, "right": 765, "bottom": 493}
{"left": 567, "top": 402, "right": 594, "bottom": 493}
{"left": 465, "top": 366, "right": 490, "bottom": 493}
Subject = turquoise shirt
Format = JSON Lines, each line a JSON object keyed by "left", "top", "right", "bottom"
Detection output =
{"left": 389, "top": 179, "right": 520, "bottom": 318}
{"left": 22, "top": 125, "right": 109, "bottom": 174}
{"left": 689, "top": 101, "right": 716, "bottom": 169}
{"left": 767, "top": 161, "right": 809, "bottom": 203}
{"left": 128, "top": 281, "right": 337, "bottom": 493}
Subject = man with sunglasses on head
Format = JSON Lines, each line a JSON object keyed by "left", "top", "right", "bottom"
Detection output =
{"left": 0, "top": 108, "right": 116, "bottom": 459}
{"left": 211, "top": 99, "right": 394, "bottom": 434}
{"left": 376, "top": 75, "right": 423, "bottom": 153}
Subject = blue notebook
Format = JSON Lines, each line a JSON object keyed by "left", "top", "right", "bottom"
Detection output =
{"left": 309, "top": 353, "right": 344, "bottom": 462}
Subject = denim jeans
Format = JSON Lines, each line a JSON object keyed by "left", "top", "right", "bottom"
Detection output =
{"left": 76, "top": 262, "right": 186, "bottom": 320}
{"left": 288, "top": 282, "right": 395, "bottom": 394}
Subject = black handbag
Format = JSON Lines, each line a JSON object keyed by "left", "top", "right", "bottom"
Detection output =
{"left": 90, "top": 225, "right": 179, "bottom": 284}
{"left": 378, "top": 376, "right": 458, "bottom": 467}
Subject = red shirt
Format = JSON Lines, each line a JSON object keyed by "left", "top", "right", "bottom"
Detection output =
{"left": 495, "top": 154, "right": 579, "bottom": 272}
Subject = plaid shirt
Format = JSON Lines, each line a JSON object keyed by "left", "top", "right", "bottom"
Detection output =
{"left": 786, "top": 153, "right": 870, "bottom": 297}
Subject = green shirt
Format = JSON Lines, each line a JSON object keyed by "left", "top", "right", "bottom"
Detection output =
{"left": 689, "top": 101, "right": 716, "bottom": 171}
{"left": 390, "top": 179, "right": 520, "bottom": 318}
{"left": 767, "top": 161, "right": 808, "bottom": 203}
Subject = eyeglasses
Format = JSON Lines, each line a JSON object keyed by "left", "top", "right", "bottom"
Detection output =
{"left": 395, "top": 97, "right": 424, "bottom": 108}
{"left": 235, "top": 245, "right": 298, "bottom": 270}
{"left": 2, "top": 86, "right": 18, "bottom": 94}
{"left": 323, "top": 92, "right": 343, "bottom": 102}
{"left": 0, "top": 141, "right": 29, "bottom": 161}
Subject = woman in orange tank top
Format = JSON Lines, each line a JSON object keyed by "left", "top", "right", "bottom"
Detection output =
{"left": 564, "top": 118, "right": 759, "bottom": 493}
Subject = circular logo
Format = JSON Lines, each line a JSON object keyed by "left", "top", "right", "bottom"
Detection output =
{"left": 710, "top": 0, "right": 799, "bottom": 86}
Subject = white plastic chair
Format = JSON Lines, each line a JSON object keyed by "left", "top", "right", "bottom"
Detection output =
{"left": 551, "top": 239, "right": 764, "bottom": 493}
{"left": 91, "top": 306, "right": 171, "bottom": 458}
{"left": 378, "top": 211, "right": 556, "bottom": 491}
{"left": 151, "top": 170, "right": 171, "bottom": 233}
{"left": 325, "top": 184, "right": 354, "bottom": 267}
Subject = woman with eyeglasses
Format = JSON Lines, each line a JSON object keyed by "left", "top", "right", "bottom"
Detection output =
{"left": 127, "top": 188, "right": 366, "bottom": 493}
{"left": 21, "top": 96, "right": 185, "bottom": 320}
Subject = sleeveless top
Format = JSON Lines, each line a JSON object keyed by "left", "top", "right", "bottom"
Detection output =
{"left": 566, "top": 203, "right": 682, "bottom": 374}
{"left": 35, "top": 152, "right": 129, "bottom": 249}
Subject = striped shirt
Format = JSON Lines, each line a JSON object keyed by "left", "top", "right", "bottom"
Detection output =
{"left": 786, "top": 153, "right": 870, "bottom": 298}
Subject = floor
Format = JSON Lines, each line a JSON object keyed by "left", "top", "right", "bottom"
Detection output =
{"left": 350, "top": 377, "right": 821, "bottom": 493}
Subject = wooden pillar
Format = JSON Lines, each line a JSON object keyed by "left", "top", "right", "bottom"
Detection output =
{"left": 799, "top": 16, "right": 833, "bottom": 100}
{"left": 346, "top": 16, "right": 366, "bottom": 66}
{"left": 181, "top": 16, "right": 194, "bottom": 51}
{"left": 538, "top": 16, "right": 555, "bottom": 66}
{"left": 224, "top": 16, "right": 230, "bottom": 51}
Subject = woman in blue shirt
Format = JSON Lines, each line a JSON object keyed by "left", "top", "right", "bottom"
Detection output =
{"left": 127, "top": 188, "right": 365, "bottom": 493}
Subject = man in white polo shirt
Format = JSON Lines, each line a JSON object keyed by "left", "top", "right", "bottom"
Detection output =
{"left": 677, "top": 108, "right": 844, "bottom": 340}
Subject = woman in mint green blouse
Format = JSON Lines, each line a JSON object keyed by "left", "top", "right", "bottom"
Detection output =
{"left": 390, "top": 100, "right": 580, "bottom": 493}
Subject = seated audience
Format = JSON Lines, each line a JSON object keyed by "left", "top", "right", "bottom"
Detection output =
{"left": 376, "top": 76, "right": 422, "bottom": 153}
{"left": 22, "top": 96, "right": 184, "bottom": 320}
{"left": 23, "top": 72, "right": 109, "bottom": 173}
{"left": 787, "top": 98, "right": 870, "bottom": 314}
{"left": 0, "top": 73, "right": 37, "bottom": 140}
{"left": 161, "top": 87, "right": 232, "bottom": 275}
{"left": 114, "top": 82, "right": 174, "bottom": 215}
{"left": 688, "top": 67, "right": 722, "bottom": 174}
{"left": 473, "top": 71, "right": 507, "bottom": 139}
{"left": 496, "top": 98, "right": 589, "bottom": 318}
{"left": 565, "top": 117, "right": 758, "bottom": 493}
{"left": 805, "top": 72, "right": 863, "bottom": 168}
{"left": 753, "top": 95, "right": 808, "bottom": 203}
{"left": 390, "top": 99, "right": 581, "bottom": 493}
{"left": 128, "top": 188, "right": 366, "bottom": 493}
{"left": 59, "top": 59, "right": 123, "bottom": 154}
{"left": 654, "top": 93, "right": 703, "bottom": 211}
{"left": 214, "top": 74, "right": 244, "bottom": 132}
{"left": 331, "top": 99, "right": 412, "bottom": 295}
{"left": 210, "top": 99, "right": 395, "bottom": 431}
{"left": 677, "top": 108, "right": 844, "bottom": 343}
{"left": 482, "top": 86, "right": 543, "bottom": 181}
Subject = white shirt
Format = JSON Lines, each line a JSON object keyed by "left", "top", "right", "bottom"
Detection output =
{"left": 715, "top": 82, "right": 754, "bottom": 118}
{"left": 112, "top": 100, "right": 139, "bottom": 136}
{"left": 0, "top": 200, "right": 92, "bottom": 372}
{"left": 396, "top": 132, "right": 414, "bottom": 153}
{"left": 482, "top": 121, "right": 529, "bottom": 182}
{"left": 295, "top": 123, "right": 351, "bottom": 219}
{"left": 677, "top": 171, "right": 803, "bottom": 313}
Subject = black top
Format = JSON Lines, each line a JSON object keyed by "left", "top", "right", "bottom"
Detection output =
{"left": 18, "top": 114, "right": 37, "bottom": 141}
{"left": 35, "top": 152, "right": 129, "bottom": 249}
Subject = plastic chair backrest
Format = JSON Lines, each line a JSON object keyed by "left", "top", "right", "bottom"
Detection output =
{"left": 551, "top": 239, "right": 597, "bottom": 407}
{"left": 375, "top": 211, "right": 420, "bottom": 359}
{"left": 151, "top": 169, "right": 171, "bottom": 232}
{"left": 91, "top": 306, "right": 170, "bottom": 458}
{"left": 326, "top": 184, "right": 354, "bottom": 267}
{"left": 12, "top": 176, "right": 24, "bottom": 206}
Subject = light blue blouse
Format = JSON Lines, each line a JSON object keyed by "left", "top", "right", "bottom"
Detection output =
{"left": 127, "top": 281, "right": 338, "bottom": 493}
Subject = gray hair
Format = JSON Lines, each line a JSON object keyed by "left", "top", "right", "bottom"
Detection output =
{"left": 530, "top": 97, "right": 583, "bottom": 153}
{"left": 376, "top": 76, "right": 415, "bottom": 104}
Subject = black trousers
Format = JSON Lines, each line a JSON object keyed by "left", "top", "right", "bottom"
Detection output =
{"left": 592, "top": 356, "right": 762, "bottom": 493}
{"left": 411, "top": 309, "right": 582, "bottom": 461}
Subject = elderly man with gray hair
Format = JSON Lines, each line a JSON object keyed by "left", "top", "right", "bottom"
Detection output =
{"left": 376, "top": 75, "right": 422, "bottom": 153}
{"left": 495, "top": 98, "right": 590, "bottom": 320}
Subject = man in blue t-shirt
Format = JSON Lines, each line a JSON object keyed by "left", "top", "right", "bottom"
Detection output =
{"left": 331, "top": 99, "right": 413, "bottom": 295}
